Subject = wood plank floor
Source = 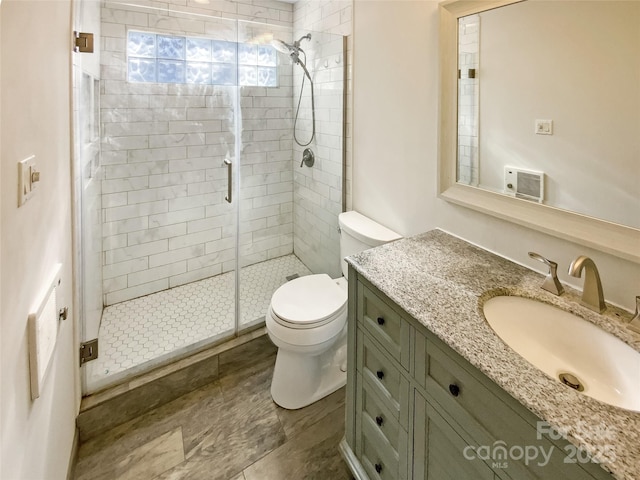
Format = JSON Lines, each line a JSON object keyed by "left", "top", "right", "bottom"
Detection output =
{"left": 74, "top": 336, "right": 353, "bottom": 480}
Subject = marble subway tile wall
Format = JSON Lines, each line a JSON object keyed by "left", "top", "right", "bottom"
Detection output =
{"left": 457, "top": 14, "right": 479, "bottom": 186}
{"left": 292, "top": 0, "right": 352, "bottom": 278}
{"left": 237, "top": 17, "right": 295, "bottom": 268}
{"left": 101, "top": 0, "right": 294, "bottom": 305}
{"left": 237, "top": 36, "right": 295, "bottom": 268}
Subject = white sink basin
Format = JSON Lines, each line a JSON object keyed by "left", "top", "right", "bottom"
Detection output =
{"left": 483, "top": 296, "right": 640, "bottom": 412}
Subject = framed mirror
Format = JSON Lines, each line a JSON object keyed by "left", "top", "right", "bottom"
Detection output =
{"left": 438, "top": 0, "right": 640, "bottom": 263}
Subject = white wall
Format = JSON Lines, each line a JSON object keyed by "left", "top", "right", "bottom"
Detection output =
{"left": 353, "top": 0, "right": 438, "bottom": 236}
{"left": 352, "top": 0, "right": 640, "bottom": 311}
{"left": 1, "top": 0, "right": 78, "bottom": 478}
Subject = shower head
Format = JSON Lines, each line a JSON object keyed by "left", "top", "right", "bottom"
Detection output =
{"left": 271, "top": 39, "right": 295, "bottom": 55}
{"left": 271, "top": 34, "right": 313, "bottom": 82}
{"left": 271, "top": 34, "right": 312, "bottom": 61}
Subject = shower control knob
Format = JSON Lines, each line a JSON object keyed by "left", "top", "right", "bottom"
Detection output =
{"left": 375, "top": 415, "right": 384, "bottom": 426}
{"left": 300, "top": 148, "right": 315, "bottom": 168}
{"left": 377, "top": 317, "right": 385, "bottom": 326}
{"left": 376, "top": 370, "right": 384, "bottom": 380}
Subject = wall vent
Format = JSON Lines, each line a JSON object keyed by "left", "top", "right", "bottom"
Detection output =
{"left": 504, "top": 166, "right": 544, "bottom": 203}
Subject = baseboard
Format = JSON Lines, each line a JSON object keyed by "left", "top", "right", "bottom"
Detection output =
{"left": 339, "top": 437, "right": 369, "bottom": 480}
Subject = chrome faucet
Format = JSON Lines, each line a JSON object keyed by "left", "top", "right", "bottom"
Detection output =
{"left": 568, "top": 256, "right": 606, "bottom": 313}
{"left": 528, "top": 252, "right": 564, "bottom": 296}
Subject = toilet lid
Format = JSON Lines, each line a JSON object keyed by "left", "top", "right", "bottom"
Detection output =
{"left": 271, "top": 274, "right": 347, "bottom": 326}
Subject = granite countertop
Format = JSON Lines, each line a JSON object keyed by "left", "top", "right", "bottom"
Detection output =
{"left": 346, "top": 229, "right": 640, "bottom": 480}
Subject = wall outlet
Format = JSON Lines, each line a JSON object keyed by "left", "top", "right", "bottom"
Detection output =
{"left": 535, "top": 119, "right": 553, "bottom": 135}
{"left": 18, "top": 155, "right": 37, "bottom": 206}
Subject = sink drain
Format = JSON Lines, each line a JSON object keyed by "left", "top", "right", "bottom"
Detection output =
{"left": 559, "top": 372, "right": 585, "bottom": 392}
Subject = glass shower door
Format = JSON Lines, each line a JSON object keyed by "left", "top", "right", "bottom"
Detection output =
{"left": 74, "top": 0, "right": 348, "bottom": 395}
{"left": 235, "top": 22, "right": 300, "bottom": 332}
{"left": 72, "top": 0, "right": 104, "bottom": 393}
{"left": 79, "top": 1, "right": 244, "bottom": 393}
{"left": 235, "top": 24, "right": 346, "bottom": 332}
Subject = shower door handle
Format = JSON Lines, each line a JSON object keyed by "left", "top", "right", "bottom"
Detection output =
{"left": 224, "top": 158, "right": 232, "bottom": 203}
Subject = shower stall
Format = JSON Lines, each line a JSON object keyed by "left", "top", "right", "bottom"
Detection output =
{"left": 72, "top": 0, "right": 346, "bottom": 394}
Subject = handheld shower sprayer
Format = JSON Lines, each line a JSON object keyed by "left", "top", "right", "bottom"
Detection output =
{"left": 271, "top": 34, "right": 311, "bottom": 63}
{"left": 271, "top": 34, "right": 316, "bottom": 147}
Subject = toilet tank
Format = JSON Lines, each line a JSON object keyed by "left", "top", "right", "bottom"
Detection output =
{"left": 338, "top": 211, "right": 402, "bottom": 278}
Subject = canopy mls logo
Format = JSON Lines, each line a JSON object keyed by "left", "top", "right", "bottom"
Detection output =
{"left": 462, "top": 441, "right": 554, "bottom": 469}
{"left": 462, "top": 421, "right": 617, "bottom": 470}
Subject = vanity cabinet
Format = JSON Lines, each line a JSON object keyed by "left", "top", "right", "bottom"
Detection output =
{"left": 342, "top": 270, "right": 614, "bottom": 480}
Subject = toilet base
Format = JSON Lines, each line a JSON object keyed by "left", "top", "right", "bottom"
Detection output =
{"left": 270, "top": 333, "right": 347, "bottom": 410}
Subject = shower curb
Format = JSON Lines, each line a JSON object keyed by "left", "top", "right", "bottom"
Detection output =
{"left": 76, "top": 327, "right": 271, "bottom": 442}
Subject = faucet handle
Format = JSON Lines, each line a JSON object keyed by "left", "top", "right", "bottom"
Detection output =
{"left": 628, "top": 296, "right": 640, "bottom": 334}
{"left": 528, "top": 252, "right": 564, "bottom": 296}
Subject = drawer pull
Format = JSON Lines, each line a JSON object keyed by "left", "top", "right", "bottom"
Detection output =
{"left": 375, "top": 463, "right": 383, "bottom": 474}
{"left": 377, "top": 316, "right": 385, "bottom": 326}
{"left": 376, "top": 370, "right": 385, "bottom": 379}
{"left": 375, "top": 415, "right": 384, "bottom": 426}
{"left": 449, "top": 383, "right": 460, "bottom": 397}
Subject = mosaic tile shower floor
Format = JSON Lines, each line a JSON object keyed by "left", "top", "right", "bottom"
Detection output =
{"left": 87, "top": 254, "right": 311, "bottom": 391}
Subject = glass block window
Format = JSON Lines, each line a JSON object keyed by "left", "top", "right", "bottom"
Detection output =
{"left": 127, "top": 30, "right": 278, "bottom": 87}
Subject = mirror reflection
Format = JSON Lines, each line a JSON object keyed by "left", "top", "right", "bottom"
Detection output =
{"left": 456, "top": 1, "right": 639, "bottom": 229}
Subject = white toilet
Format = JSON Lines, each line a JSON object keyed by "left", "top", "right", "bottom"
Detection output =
{"left": 266, "top": 211, "right": 402, "bottom": 409}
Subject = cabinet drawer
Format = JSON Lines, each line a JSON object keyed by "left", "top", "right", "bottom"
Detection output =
{"left": 358, "top": 373, "right": 403, "bottom": 453}
{"left": 426, "top": 340, "right": 501, "bottom": 435}
{"left": 357, "top": 330, "right": 410, "bottom": 428}
{"left": 425, "top": 340, "right": 602, "bottom": 480}
{"left": 358, "top": 284, "right": 410, "bottom": 369}
{"left": 360, "top": 412, "right": 400, "bottom": 480}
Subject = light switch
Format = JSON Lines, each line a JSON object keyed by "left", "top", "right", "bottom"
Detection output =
{"left": 535, "top": 119, "right": 553, "bottom": 135}
{"left": 18, "top": 155, "right": 37, "bottom": 206}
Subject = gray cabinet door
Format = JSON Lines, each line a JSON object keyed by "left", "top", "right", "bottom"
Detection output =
{"left": 414, "top": 390, "right": 494, "bottom": 480}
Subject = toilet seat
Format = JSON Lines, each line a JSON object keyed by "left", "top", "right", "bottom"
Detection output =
{"left": 270, "top": 274, "right": 347, "bottom": 329}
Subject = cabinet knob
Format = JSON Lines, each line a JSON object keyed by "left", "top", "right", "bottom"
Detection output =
{"left": 375, "top": 415, "right": 384, "bottom": 426}
{"left": 377, "top": 316, "right": 385, "bottom": 326}
{"left": 376, "top": 370, "right": 385, "bottom": 379}
{"left": 449, "top": 383, "right": 460, "bottom": 397}
{"left": 375, "top": 463, "right": 383, "bottom": 474}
